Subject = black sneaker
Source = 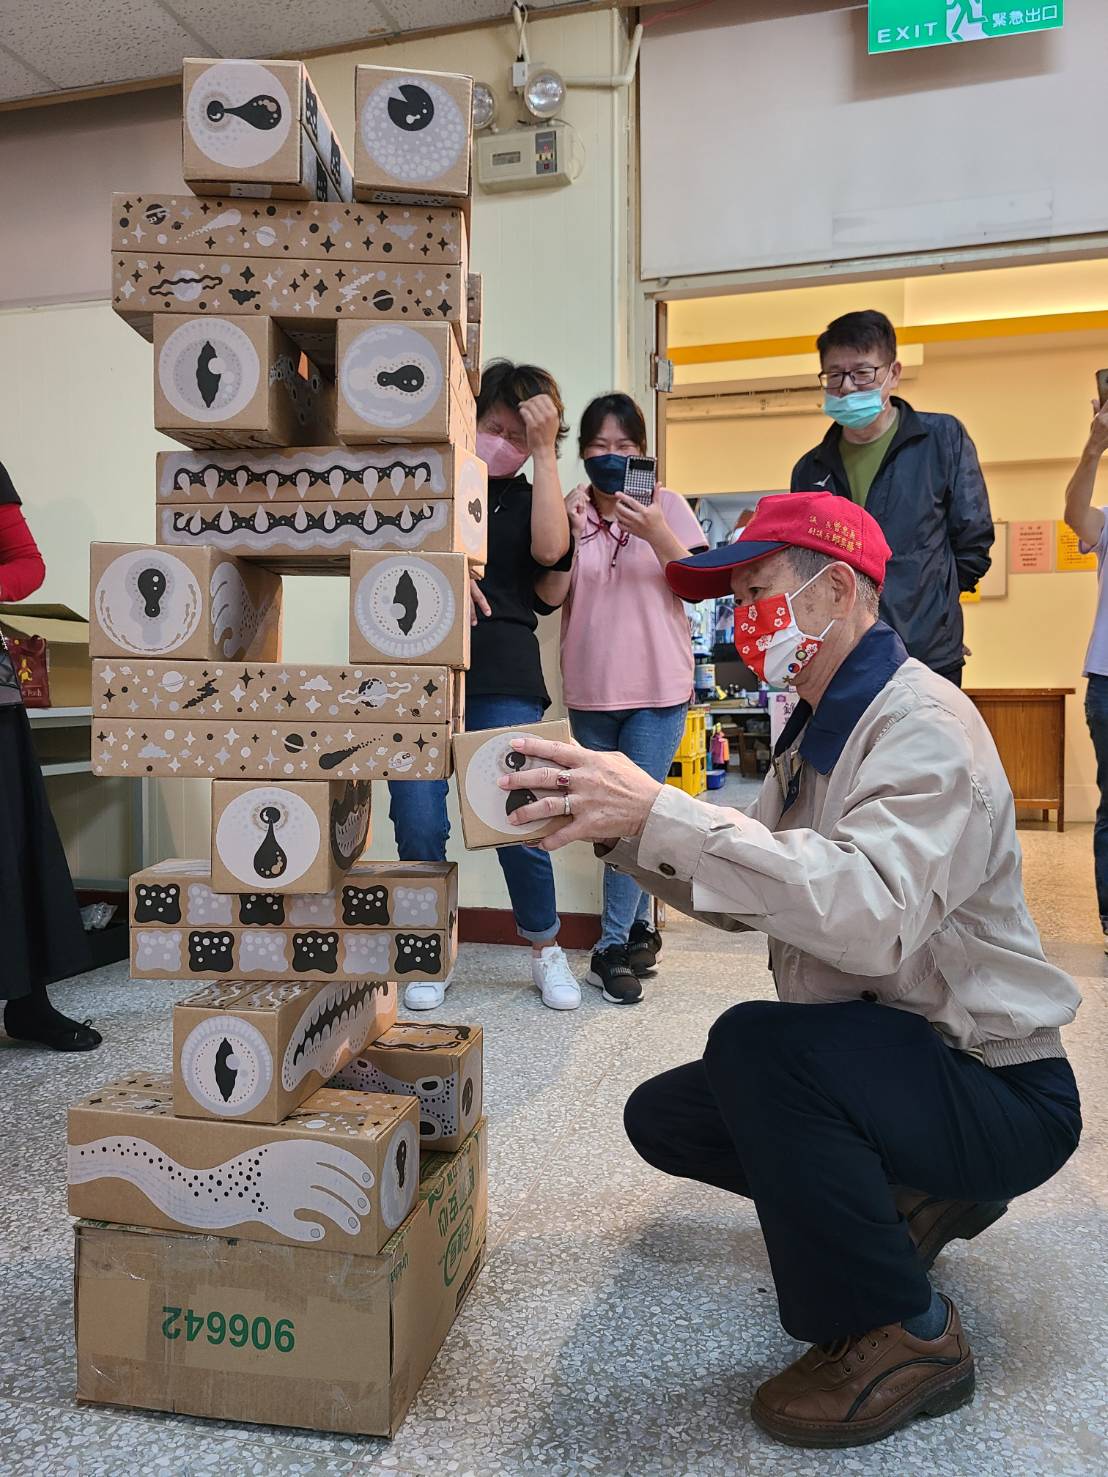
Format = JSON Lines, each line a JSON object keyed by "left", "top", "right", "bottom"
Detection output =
{"left": 627, "top": 920, "right": 662, "bottom": 977}
{"left": 586, "top": 945, "right": 643, "bottom": 1005}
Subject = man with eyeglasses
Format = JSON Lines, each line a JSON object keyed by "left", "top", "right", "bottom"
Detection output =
{"left": 790, "top": 308, "right": 994, "bottom": 687}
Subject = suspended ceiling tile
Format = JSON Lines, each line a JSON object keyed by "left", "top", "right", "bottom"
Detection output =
{"left": 2, "top": 1, "right": 206, "bottom": 90}
{"left": 168, "top": 0, "right": 391, "bottom": 57}
{"left": 0, "top": 48, "right": 58, "bottom": 99}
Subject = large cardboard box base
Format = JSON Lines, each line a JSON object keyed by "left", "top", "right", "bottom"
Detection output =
{"left": 68, "top": 1075, "right": 421, "bottom": 1256}
{"left": 331, "top": 1022, "right": 482, "bottom": 1152}
{"left": 132, "top": 923, "right": 454, "bottom": 983}
{"left": 210, "top": 779, "right": 371, "bottom": 894}
{"left": 73, "top": 1123, "right": 487, "bottom": 1437}
{"left": 452, "top": 719, "right": 573, "bottom": 850}
{"left": 349, "top": 550, "right": 470, "bottom": 667}
{"left": 172, "top": 979, "right": 398, "bottom": 1123}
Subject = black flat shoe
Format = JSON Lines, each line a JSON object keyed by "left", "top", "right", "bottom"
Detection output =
{"left": 4, "top": 1005, "right": 103, "bottom": 1052}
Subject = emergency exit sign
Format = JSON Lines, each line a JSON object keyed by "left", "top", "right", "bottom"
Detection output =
{"left": 869, "top": 1, "right": 1063, "bottom": 53}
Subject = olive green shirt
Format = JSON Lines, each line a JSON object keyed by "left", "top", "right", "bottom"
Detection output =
{"left": 839, "top": 411, "right": 899, "bottom": 507}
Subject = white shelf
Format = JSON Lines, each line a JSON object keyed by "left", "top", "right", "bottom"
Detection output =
{"left": 41, "top": 759, "right": 92, "bottom": 777}
{"left": 26, "top": 706, "right": 92, "bottom": 728}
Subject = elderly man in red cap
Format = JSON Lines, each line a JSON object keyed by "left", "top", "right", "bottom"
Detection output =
{"left": 500, "top": 492, "right": 1082, "bottom": 1449}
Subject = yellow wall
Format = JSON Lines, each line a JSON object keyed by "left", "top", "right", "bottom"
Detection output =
{"left": 0, "top": 7, "right": 630, "bottom": 909}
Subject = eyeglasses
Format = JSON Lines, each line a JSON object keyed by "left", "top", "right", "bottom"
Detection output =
{"left": 818, "top": 364, "right": 890, "bottom": 393}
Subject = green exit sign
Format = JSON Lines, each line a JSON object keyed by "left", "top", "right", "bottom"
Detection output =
{"left": 869, "top": 1, "right": 1063, "bottom": 53}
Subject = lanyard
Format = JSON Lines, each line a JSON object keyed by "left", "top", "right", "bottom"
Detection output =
{"left": 581, "top": 513, "right": 630, "bottom": 568}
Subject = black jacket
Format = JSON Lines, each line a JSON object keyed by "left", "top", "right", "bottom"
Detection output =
{"left": 790, "top": 397, "right": 994, "bottom": 675}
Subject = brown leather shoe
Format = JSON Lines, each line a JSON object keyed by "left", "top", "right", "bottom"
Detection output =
{"left": 751, "top": 1298, "right": 974, "bottom": 1448}
{"left": 896, "top": 1189, "right": 1008, "bottom": 1271}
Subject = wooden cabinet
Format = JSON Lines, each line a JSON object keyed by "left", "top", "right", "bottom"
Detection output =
{"left": 964, "top": 688, "right": 1073, "bottom": 832}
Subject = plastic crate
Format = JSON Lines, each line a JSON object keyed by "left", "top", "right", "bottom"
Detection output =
{"left": 674, "top": 706, "right": 708, "bottom": 761}
{"left": 666, "top": 752, "right": 707, "bottom": 796}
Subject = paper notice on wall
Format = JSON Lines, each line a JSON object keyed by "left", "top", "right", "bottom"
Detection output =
{"left": 1009, "top": 521, "right": 1054, "bottom": 574}
{"left": 1056, "top": 523, "right": 1099, "bottom": 573}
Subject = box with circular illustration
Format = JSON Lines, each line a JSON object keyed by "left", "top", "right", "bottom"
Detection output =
{"left": 331, "top": 1022, "right": 482, "bottom": 1153}
{"left": 349, "top": 550, "right": 471, "bottom": 668}
{"left": 452, "top": 719, "right": 573, "bottom": 850}
{"left": 67, "top": 1074, "right": 419, "bottom": 1257}
{"left": 210, "top": 779, "right": 371, "bottom": 895}
{"left": 335, "top": 320, "right": 475, "bottom": 447}
{"left": 171, "top": 979, "right": 398, "bottom": 1124}
{"left": 354, "top": 65, "right": 473, "bottom": 205}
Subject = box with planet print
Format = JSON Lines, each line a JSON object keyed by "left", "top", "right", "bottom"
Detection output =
{"left": 354, "top": 65, "right": 473, "bottom": 204}
{"left": 92, "top": 718, "right": 451, "bottom": 782}
{"left": 112, "top": 194, "right": 468, "bottom": 267}
{"left": 95, "top": 659, "right": 456, "bottom": 726}
{"left": 335, "top": 320, "right": 475, "bottom": 447}
{"left": 67, "top": 1074, "right": 421, "bottom": 1257}
{"left": 210, "top": 778, "right": 371, "bottom": 895}
{"left": 452, "top": 719, "right": 574, "bottom": 851}
{"left": 131, "top": 923, "right": 454, "bottom": 985}
{"left": 172, "top": 979, "right": 398, "bottom": 1124}
{"left": 129, "top": 858, "right": 458, "bottom": 935}
{"left": 153, "top": 313, "right": 334, "bottom": 450}
{"left": 89, "top": 543, "right": 282, "bottom": 664}
{"left": 113, "top": 254, "right": 468, "bottom": 353}
{"left": 349, "top": 551, "right": 471, "bottom": 668}
{"left": 182, "top": 58, "right": 352, "bottom": 201}
{"left": 330, "top": 1022, "right": 483, "bottom": 1154}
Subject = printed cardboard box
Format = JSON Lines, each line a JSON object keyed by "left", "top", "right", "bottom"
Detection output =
{"left": 463, "top": 318, "right": 482, "bottom": 397}
{"left": 189, "top": 115, "right": 341, "bottom": 203}
{"left": 96, "top": 659, "right": 455, "bottom": 725}
{"left": 452, "top": 719, "right": 573, "bottom": 850}
{"left": 113, "top": 194, "right": 468, "bottom": 266}
{"left": 68, "top": 1075, "right": 420, "bottom": 1256}
{"left": 331, "top": 1022, "right": 482, "bottom": 1152}
{"left": 172, "top": 979, "right": 398, "bottom": 1123}
{"left": 114, "top": 254, "right": 467, "bottom": 351}
{"left": 73, "top": 1123, "right": 487, "bottom": 1437}
{"left": 210, "top": 779, "right": 371, "bottom": 894}
{"left": 130, "top": 858, "right": 458, "bottom": 932}
{"left": 153, "top": 314, "right": 334, "bottom": 450}
{"left": 466, "top": 273, "right": 482, "bottom": 323}
{"left": 89, "top": 544, "right": 282, "bottom": 663}
{"left": 335, "top": 321, "right": 475, "bottom": 447}
{"left": 349, "top": 551, "right": 470, "bottom": 667}
{"left": 133, "top": 924, "right": 454, "bottom": 984}
{"left": 157, "top": 444, "right": 484, "bottom": 506}
{"left": 355, "top": 65, "right": 473, "bottom": 204}
{"left": 183, "top": 58, "right": 352, "bottom": 200}
{"left": 93, "top": 719, "right": 451, "bottom": 782}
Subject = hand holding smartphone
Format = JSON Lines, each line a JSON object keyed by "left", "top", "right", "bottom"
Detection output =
{"left": 621, "top": 455, "right": 657, "bottom": 506}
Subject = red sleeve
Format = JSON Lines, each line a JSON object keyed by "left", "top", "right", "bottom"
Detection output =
{"left": 0, "top": 504, "right": 46, "bottom": 602}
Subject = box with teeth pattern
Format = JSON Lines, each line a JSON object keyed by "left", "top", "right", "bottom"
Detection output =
{"left": 209, "top": 779, "right": 371, "bottom": 895}
{"left": 331, "top": 1022, "right": 483, "bottom": 1153}
{"left": 131, "top": 923, "right": 455, "bottom": 984}
{"left": 89, "top": 543, "right": 282, "bottom": 663}
{"left": 113, "top": 194, "right": 467, "bottom": 267}
{"left": 171, "top": 979, "right": 398, "bottom": 1124}
{"left": 67, "top": 1074, "right": 420, "bottom": 1256}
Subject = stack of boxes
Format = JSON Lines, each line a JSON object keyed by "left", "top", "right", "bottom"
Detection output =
{"left": 75, "top": 58, "right": 490, "bottom": 1439}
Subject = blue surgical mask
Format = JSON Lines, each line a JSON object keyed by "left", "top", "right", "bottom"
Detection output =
{"left": 822, "top": 365, "right": 893, "bottom": 430}
{"left": 584, "top": 454, "right": 628, "bottom": 495}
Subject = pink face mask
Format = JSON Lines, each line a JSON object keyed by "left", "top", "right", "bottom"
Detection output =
{"left": 477, "top": 431, "right": 529, "bottom": 479}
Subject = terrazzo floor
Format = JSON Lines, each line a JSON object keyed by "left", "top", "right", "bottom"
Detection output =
{"left": 2, "top": 821, "right": 1106, "bottom": 1476}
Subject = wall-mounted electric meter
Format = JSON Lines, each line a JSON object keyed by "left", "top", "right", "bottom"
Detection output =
{"left": 475, "top": 123, "right": 573, "bottom": 192}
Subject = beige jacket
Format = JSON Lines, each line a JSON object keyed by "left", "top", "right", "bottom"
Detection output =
{"left": 609, "top": 656, "right": 1079, "bottom": 1067}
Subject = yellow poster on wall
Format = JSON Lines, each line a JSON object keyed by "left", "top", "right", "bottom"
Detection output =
{"left": 1056, "top": 523, "right": 1098, "bottom": 573}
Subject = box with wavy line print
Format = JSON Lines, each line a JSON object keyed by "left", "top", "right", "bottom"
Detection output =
{"left": 131, "top": 924, "right": 455, "bottom": 985}
{"left": 209, "top": 779, "right": 371, "bottom": 895}
{"left": 171, "top": 979, "right": 398, "bottom": 1124}
{"left": 331, "top": 1022, "right": 482, "bottom": 1153}
{"left": 67, "top": 1075, "right": 419, "bottom": 1257}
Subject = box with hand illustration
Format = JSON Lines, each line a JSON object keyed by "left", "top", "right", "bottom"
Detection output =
{"left": 355, "top": 65, "right": 473, "bottom": 204}
{"left": 210, "top": 779, "right": 371, "bottom": 894}
{"left": 68, "top": 1074, "right": 420, "bottom": 1256}
{"left": 349, "top": 550, "right": 470, "bottom": 667}
{"left": 113, "top": 194, "right": 468, "bottom": 266}
{"left": 172, "top": 979, "right": 398, "bottom": 1123}
{"left": 73, "top": 1123, "right": 487, "bottom": 1437}
{"left": 153, "top": 314, "right": 334, "bottom": 449}
{"left": 335, "top": 320, "right": 475, "bottom": 447}
{"left": 452, "top": 719, "right": 574, "bottom": 850}
{"left": 89, "top": 544, "right": 281, "bottom": 663}
{"left": 331, "top": 1022, "right": 482, "bottom": 1153}
{"left": 132, "top": 923, "right": 454, "bottom": 984}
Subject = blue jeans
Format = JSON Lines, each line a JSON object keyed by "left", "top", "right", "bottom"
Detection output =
{"left": 569, "top": 703, "right": 688, "bottom": 951}
{"left": 1085, "top": 674, "right": 1108, "bottom": 925}
{"left": 388, "top": 693, "right": 560, "bottom": 944}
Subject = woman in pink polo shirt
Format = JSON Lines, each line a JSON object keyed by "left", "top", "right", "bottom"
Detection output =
{"left": 541, "top": 393, "right": 706, "bottom": 1005}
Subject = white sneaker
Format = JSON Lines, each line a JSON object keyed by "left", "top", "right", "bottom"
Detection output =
{"left": 531, "top": 945, "right": 581, "bottom": 1010}
{"left": 404, "top": 972, "right": 454, "bottom": 1011}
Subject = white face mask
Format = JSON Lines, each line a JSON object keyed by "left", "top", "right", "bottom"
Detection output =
{"left": 734, "top": 567, "right": 837, "bottom": 688}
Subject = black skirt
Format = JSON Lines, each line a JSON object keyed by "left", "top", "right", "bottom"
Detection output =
{"left": 0, "top": 704, "right": 89, "bottom": 999}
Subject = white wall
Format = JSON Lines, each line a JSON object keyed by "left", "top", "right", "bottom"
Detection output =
{"left": 0, "top": 8, "right": 631, "bottom": 911}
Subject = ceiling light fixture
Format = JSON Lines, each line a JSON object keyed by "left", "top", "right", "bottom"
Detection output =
{"left": 472, "top": 81, "right": 497, "bottom": 132}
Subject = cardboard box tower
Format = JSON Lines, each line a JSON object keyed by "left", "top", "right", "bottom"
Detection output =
{"left": 79, "top": 59, "right": 488, "bottom": 1441}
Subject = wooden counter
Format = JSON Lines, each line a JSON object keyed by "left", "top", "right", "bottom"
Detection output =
{"left": 964, "top": 688, "right": 1074, "bottom": 832}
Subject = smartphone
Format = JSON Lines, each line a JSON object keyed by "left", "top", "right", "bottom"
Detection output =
{"left": 622, "top": 455, "right": 657, "bottom": 505}
{"left": 1096, "top": 369, "right": 1108, "bottom": 408}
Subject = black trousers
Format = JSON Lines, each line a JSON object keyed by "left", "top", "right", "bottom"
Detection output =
{"left": 624, "top": 1000, "right": 1081, "bottom": 1344}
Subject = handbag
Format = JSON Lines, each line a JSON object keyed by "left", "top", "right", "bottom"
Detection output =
{"left": 0, "top": 630, "right": 49, "bottom": 707}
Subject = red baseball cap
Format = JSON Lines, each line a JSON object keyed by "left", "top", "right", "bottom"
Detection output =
{"left": 666, "top": 491, "right": 892, "bottom": 601}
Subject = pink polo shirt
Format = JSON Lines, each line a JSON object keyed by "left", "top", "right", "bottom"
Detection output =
{"left": 559, "top": 489, "right": 706, "bottom": 711}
